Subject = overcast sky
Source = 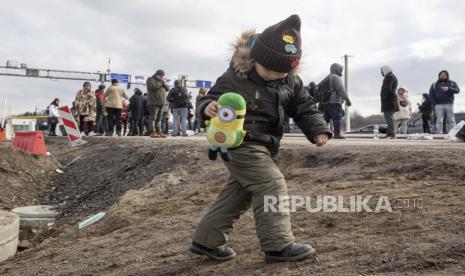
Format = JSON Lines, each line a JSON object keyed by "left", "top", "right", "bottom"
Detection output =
{"left": 1, "top": 0, "right": 465, "bottom": 117}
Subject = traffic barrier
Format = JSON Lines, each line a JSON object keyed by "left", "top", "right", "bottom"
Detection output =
{"left": 0, "top": 128, "right": 5, "bottom": 141}
{"left": 57, "top": 105, "right": 87, "bottom": 147}
{"left": 12, "top": 131, "right": 47, "bottom": 155}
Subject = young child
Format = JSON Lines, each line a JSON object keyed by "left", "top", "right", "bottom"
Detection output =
{"left": 191, "top": 15, "right": 332, "bottom": 262}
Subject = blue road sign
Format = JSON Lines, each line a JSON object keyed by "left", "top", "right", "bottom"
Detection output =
{"left": 110, "top": 73, "right": 130, "bottom": 83}
{"left": 195, "top": 80, "right": 212, "bottom": 88}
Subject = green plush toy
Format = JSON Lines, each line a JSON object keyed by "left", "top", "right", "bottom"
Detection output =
{"left": 205, "top": 92, "right": 246, "bottom": 161}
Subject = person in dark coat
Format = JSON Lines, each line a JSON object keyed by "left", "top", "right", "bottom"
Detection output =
{"left": 191, "top": 15, "right": 332, "bottom": 262}
{"left": 380, "top": 65, "right": 399, "bottom": 138}
{"left": 95, "top": 84, "right": 106, "bottom": 135}
{"left": 418, "top": 93, "right": 433, "bottom": 134}
{"left": 128, "top": 88, "right": 145, "bottom": 136}
{"left": 429, "top": 70, "right": 460, "bottom": 134}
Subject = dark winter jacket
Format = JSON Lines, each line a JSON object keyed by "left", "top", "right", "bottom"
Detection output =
{"left": 167, "top": 86, "right": 190, "bottom": 108}
{"left": 198, "top": 31, "right": 332, "bottom": 155}
{"left": 328, "top": 63, "right": 348, "bottom": 104}
{"left": 429, "top": 70, "right": 460, "bottom": 105}
{"left": 304, "top": 82, "right": 316, "bottom": 98}
{"left": 146, "top": 76, "right": 169, "bottom": 106}
{"left": 380, "top": 66, "right": 399, "bottom": 113}
{"left": 95, "top": 88, "right": 105, "bottom": 115}
{"left": 418, "top": 93, "right": 433, "bottom": 118}
{"left": 129, "top": 90, "right": 145, "bottom": 121}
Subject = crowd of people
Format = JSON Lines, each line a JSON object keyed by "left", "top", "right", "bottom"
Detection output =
{"left": 47, "top": 71, "right": 208, "bottom": 137}
{"left": 47, "top": 65, "right": 461, "bottom": 140}
{"left": 379, "top": 68, "right": 460, "bottom": 137}
{"left": 305, "top": 65, "right": 461, "bottom": 138}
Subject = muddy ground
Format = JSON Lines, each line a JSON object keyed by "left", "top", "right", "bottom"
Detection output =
{"left": 1, "top": 137, "right": 465, "bottom": 275}
{"left": 0, "top": 144, "right": 58, "bottom": 210}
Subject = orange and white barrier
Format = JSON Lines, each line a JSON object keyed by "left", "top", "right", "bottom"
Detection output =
{"left": 57, "top": 106, "right": 87, "bottom": 147}
{"left": 12, "top": 131, "right": 47, "bottom": 155}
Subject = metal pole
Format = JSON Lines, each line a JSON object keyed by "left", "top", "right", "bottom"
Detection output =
{"left": 1, "top": 96, "right": 7, "bottom": 128}
{"left": 344, "top": 55, "right": 350, "bottom": 132}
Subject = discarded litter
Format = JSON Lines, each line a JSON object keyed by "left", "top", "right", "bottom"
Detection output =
{"left": 64, "top": 154, "right": 82, "bottom": 168}
{"left": 78, "top": 212, "right": 106, "bottom": 230}
{"left": 55, "top": 169, "right": 64, "bottom": 174}
{"left": 445, "top": 120, "right": 465, "bottom": 141}
{"left": 406, "top": 133, "right": 433, "bottom": 140}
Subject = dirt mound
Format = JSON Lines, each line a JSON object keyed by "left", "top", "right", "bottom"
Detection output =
{"left": 0, "top": 144, "right": 58, "bottom": 210}
{"left": 1, "top": 139, "right": 465, "bottom": 275}
{"left": 302, "top": 152, "right": 357, "bottom": 168}
{"left": 42, "top": 139, "right": 190, "bottom": 222}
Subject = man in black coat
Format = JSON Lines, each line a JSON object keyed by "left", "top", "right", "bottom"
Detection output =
{"left": 128, "top": 88, "right": 145, "bottom": 136}
{"left": 380, "top": 65, "right": 399, "bottom": 138}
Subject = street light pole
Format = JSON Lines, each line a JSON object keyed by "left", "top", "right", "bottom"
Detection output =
{"left": 1, "top": 96, "right": 7, "bottom": 128}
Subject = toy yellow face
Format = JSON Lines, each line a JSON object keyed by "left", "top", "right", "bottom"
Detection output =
{"left": 214, "top": 106, "right": 245, "bottom": 130}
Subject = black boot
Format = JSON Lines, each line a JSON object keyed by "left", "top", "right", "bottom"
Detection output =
{"left": 220, "top": 151, "right": 231, "bottom": 162}
{"left": 190, "top": 242, "right": 236, "bottom": 261}
{"left": 265, "top": 243, "right": 316, "bottom": 262}
{"left": 208, "top": 149, "right": 218, "bottom": 160}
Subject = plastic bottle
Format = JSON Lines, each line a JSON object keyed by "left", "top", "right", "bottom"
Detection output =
{"left": 374, "top": 124, "right": 379, "bottom": 140}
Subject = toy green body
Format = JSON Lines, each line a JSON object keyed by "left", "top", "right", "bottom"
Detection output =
{"left": 206, "top": 92, "right": 246, "bottom": 161}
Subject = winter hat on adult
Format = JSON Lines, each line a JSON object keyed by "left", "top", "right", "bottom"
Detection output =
{"left": 199, "top": 88, "right": 207, "bottom": 95}
{"left": 438, "top": 70, "right": 449, "bottom": 80}
{"left": 155, "top": 69, "right": 165, "bottom": 77}
{"left": 251, "top": 14, "right": 302, "bottom": 73}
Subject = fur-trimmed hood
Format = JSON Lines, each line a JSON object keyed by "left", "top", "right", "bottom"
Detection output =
{"left": 230, "top": 31, "right": 300, "bottom": 79}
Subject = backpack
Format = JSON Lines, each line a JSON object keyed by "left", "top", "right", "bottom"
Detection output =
{"left": 172, "top": 87, "right": 189, "bottom": 107}
{"left": 313, "top": 75, "right": 331, "bottom": 103}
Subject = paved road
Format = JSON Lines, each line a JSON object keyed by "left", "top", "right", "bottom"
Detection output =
{"left": 36, "top": 133, "right": 464, "bottom": 150}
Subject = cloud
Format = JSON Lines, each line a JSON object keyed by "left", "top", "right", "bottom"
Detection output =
{"left": 1, "top": 0, "right": 464, "bottom": 117}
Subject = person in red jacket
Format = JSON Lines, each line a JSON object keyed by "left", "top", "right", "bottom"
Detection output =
{"left": 121, "top": 102, "right": 129, "bottom": 136}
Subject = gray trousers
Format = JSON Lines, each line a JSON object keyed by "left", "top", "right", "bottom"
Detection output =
{"left": 147, "top": 105, "right": 164, "bottom": 134}
{"left": 192, "top": 144, "right": 295, "bottom": 252}
{"left": 383, "top": 111, "right": 395, "bottom": 136}
{"left": 435, "top": 104, "right": 456, "bottom": 134}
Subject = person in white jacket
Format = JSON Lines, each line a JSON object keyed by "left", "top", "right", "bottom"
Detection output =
{"left": 393, "top": 88, "right": 412, "bottom": 134}
{"left": 48, "top": 98, "right": 60, "bottom": 136}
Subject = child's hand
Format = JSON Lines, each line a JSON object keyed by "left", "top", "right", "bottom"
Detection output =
{"left": 314, "top": 133, "right": 329, "bottom": 147}
{"left": 204, "top": 101, "right": 218, "bottom": 118}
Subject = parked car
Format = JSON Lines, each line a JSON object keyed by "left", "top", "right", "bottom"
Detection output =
{"left": 409, "top": 112, "right": 465, "bottom": 134}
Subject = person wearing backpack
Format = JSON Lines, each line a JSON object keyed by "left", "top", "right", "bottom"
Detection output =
{"left": 320, "top": 63, "right": 351, "bottom": 139}
{"left": 167, "top": 80, "right": 190, "bottom": 137}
